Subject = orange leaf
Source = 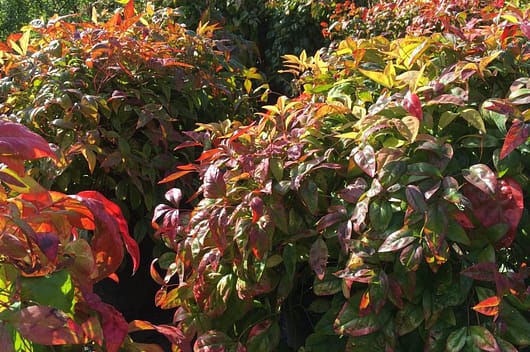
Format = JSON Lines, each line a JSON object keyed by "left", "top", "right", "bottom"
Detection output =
{"left": 472, "top": 296, "right": 500, "bottom": 317}
{"left": 124, "top": 0, "right": 135, "bottom": 20}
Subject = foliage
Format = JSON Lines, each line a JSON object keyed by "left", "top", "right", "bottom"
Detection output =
{"left": 0, "top": 0, "right": 95, "bottom": 40}
{"left": 168, "top": 0, "right": 328, "bottom": 95}
{"left": 0, "top": 1, "right": 266, "bottom": 243}
{"left": 321, "top": 0, "right": 509, "bottom": 40}
{"left": 0, "top": 119, "right": 143, "bottom": 351}
{"left": 152, "top": 1, "right": 530, "bottom": 351}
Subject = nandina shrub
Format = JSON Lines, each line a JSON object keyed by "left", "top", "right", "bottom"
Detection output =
{"left": 0, "top": 1, "right": 266, "bottom": 242}
{"left": 151, "top": 2, "right": 530, "bottom": 351}
{"left": 0, "top": 119, "right": 146, "bottom": 351}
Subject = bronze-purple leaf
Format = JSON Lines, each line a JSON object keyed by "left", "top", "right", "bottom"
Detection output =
{"left": 310, "top": 237, "right": 328, "bottom": 280}
{"left": 462, "top": 164, "right": 497, "bottom": 195}
{"left": 203, "top": 165, "right": 226, "bottom": 199}
{"left": 379, "top": 227, "right": 416, "bottom": 253}
{"left": 354, "top": 145, "right": 376, "bottom": 177}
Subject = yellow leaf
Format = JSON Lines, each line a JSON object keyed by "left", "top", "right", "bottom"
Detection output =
{"left": 19, "top": 30, "right": 30, "bottom": 56}
{"left": 478, "top": 51, "right": 501, "bottom": 77}
{"left": 404, "top": 39, "right": 430, "bottom": 69}
{"left": 359, "top": 63, "right": 394, "bottom": 89}
{"left": 335, "top": 131, "right": 358, "bottom": 139}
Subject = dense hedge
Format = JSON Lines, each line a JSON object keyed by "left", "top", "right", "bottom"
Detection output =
{"left": 1, "top": 0, "right": 530, "bottom": 351}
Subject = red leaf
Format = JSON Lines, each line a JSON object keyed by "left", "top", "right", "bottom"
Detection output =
{"left": 463, "top": 177, "right": 524, "bottom": 247}
{"left": 129, "top": 320, "right": 191, "bottom": 352}
{"left": 472, "top": 296, "right": 500, "bottom": 317}
{"left": 0, "top": 120, "right": 57, "bottom": 175}
{"left": 203, "top": 165, "right": 226, "bottom": 199}
{"left": 13, "top": 305, "right": 85, "bottom": 345}
{"left": 249, "top": 226, "right": 268, "bottom": 260}
{"left": 521, "top": 23, "right": 530, "bottom": 40}
{"left": 84, "top": 291, "right": 128, "bottom": 352}
{"left": 76, "top": 191, "right": 140, "bottom": 279}
{"left": 123, "top": 0, "right": 135, "bottom": 20}
{"left": 461, "top": 262, "right": 497, "bottom": 281}
{"left": 158, "top": 169, "right": 195, "bottom": 184}
{"left": 310, "top": 237, "right": 328, "bottom": 280}
{"left": 402, "top": 91, "right": 423, "bottom": 120}
{"left": 500, "top": 119, "right": 529, "bottom": 159}
{"left": 250, "top": 197, "right": 264, "bottom": 223}
{"left": 248, "top": 320, "right": 273, "bottom": 340}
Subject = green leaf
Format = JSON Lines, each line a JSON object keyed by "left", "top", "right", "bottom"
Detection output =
{"left": 469, "top": 326, "right": 499, "bottom": 351}
{"left": 461, "top": 109, "right": 486, "bottom": 133}
{"left": 395, "top": 303, "right": 424, "bottom": 336}
{"left": 300, "top": 179, "right": 319, "bottom": 215}
{"left": 313, "top": 272, "right": 342, "bottom": 296}
{"left": 500, "top": 301, "right": 530, "bottom": 346}
{"left": 379, "top": 160, "right": 406, "bottom": 188}
{"left": 19, "top": 270, "right": 75, "bottom": 314}
{"left": 446, "top": 220, "right": 471, "bottom": 246}
{"left": 334, "top": 298, "right": 389, "bottom": 337}
{"left": 446, "top": 327, "right": 467, "bottom": 352}
{"left": 270, "top": 158, "right": 284, "bottom": 181}
{"left": 439, "top": 111, "right": 459, "bottom": 129}
{"left": 246, "top": 321, "right": 280, "bottom": 352}
{"left": 369, "top": 198, "right": 393, "bottom": 232}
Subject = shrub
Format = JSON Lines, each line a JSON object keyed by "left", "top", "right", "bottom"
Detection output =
{"left": 0, "top": 1, "right": 266, "bottom": 243}
{"left": 152, "top": 2, "right": 530, "bottom": 351}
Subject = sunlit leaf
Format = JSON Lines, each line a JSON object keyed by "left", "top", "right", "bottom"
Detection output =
{"left": 379, "top": 227, "right": 416, "bottom": 252}
{"left": 12, "top": 305, "right": 85, "bottom": 345}
{"left": 203, "top": 165, "right": 226, "bottom": 199}
{"left": 463, "top": 164, "right": 497, "bottom": 195}
{"left": 500, "top": 119, "right": 529, "bottom": 159}
{"left": 402, "top": 91, "right": 423, "bottom": 120}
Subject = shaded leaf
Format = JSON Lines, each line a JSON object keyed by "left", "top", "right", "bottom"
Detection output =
{"left": 469, "top": 326, "right": 500, "bottom": 352}
{"left": 405, "top": 185, "right": 427, "bottom": 213}
{"left": 446, "top": 327, "right": 467, "bottom": 352}
{"left": 395, "top": 303, "right": 424, "bottom": 336}
{"left": 310, "top": 238, "right": 328, "bottom": 280}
